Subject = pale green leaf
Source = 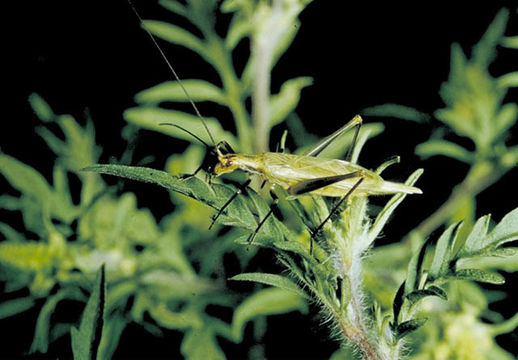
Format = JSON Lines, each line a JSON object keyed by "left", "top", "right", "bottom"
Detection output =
{"left": 498, "top": 71, "right": 518, "bottom": 88}
{"left": 394, "top": 318, "right": 428, "bottom": 339}
{"left": 0, "top": 297, "right": 35, "bottom": 320}
{"left": 181, "top": 328, "right": 226, "bottom": 360}
{"left": 484, "top": 207, "right": 518, "bottom": 248}
{"left": 230, "top": 272, "right": 309, "bottom": 299}
{"left": 416, "top": 139, "right": 474, "bottom": 163}
{"left": 142, "top": 20, "right": 205, "bottom": 55}
{"left": 159, "top": 0, "right": 188, "bottom": 17}
{"left": 28, "top": 93, "right": 54, "bottom": 122}
{"left": 368, "top": 169, "right": 424, "bottom": 246}
{"left": 453, "top": 268, "right": 505, "bottom": 284}
{"left": 362, "top": 104, "right": 430, "bottom": 123}
{"left": 30, "top": 289, "right": 84, "bottom": 354}
{"left": 135, "top": 80, "right": 227, "bottom": 105}
{"left": 269, "top": 77, "right": 313, "bottom": 127}
{"left": 71, "top": 266, "right": 106, "bottom": 360}
{"left": 430, "top": 222, "right": 462, "bottom": 279}
{"left": 502, "top": 36, "right": 518, "bottom": 48}
{"left": 123, "top": 106, "right": 236, "bottom": 149}
{"left": 463, "top": 215, "right": 491, "bottom": 253}
{"left": 472, "top": 8, "right": 509, "bottom": 68}
{"left": 232, "top": 287, "right": 307, "bottom": 342}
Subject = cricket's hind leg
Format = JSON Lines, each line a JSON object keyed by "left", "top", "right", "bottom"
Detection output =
{"left": 209, "top": 178, "right": 252, "bottom": 229}
{"left": 247, "top": 188, "right": 281, "bottom": 245}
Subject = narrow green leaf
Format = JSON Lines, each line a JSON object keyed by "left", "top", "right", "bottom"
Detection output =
{"left": 453, "top": 268, "right": 505, "bottom": 284}
{"left": 31, "top": 289, "right": 84, "bottom": 354}
{"left": 0, "top": 297, "right": 35, "bottom": 320}
{"left": 82, "top": 164, "right": 259, "bottom": 231}
{"left": 405, "top": 235, "right": 434, "bottom": 294}
{"left": 159, "top": 0, "right": 188, "bottom": 17}
{"left": 405, "top": 286, "right": 447, "bottom": 307}
{"left": 0, "top": 154, "right": 52, "bottom": 206}
{"left": 395, "top": 318, "right": 428, "bottom": 339}
{"left": 391, "top": 282, "right": 405, "bottom": 326}
{"left": 502, "top": 36, "right": 518, "bottom": 49}
{"left": 484, "top": 207, "right": 518, "bottom": 248}
{"left": 269, "top": 77, "right": 313, "bottom": 127}
{"left": 430, "top": 222, "right": 462, "bottom": 279}
{"left": 142, "top": 20, "right": 205, "bottom": 55}
{"left": 135, "top": 80, "right": 227, "bottom": 105}
{"left": 362, "top": 104, "right": 430, "bottom": 123}
{"left": 232, "top": 287, "right": 307, "bottom": 342}
{"left": 368, "top": 169, "right": 424, "bottom": 246}
{"left": 71, "top": 265, "right": 106, "bottom": 360}
{"left": 230, "top": 273, "right": 308, "bottom": 299}
{"left": 463, "top": 215, "right": 491, "bottom": 253}
{"left": 498, "top": 71, "right": 518, "bottom": 88}
{"left": 123, "top": 106, "right": 236, "bottom": 148}
{"left": 472, "top": 8, "right": 509, "bottom": 68}
{"left": 181, "top": 328, "right": 225, "bottom": 360}
{"left": 28, "top": 93, "right": 55, "bottom": 122}
{"left": 416, "top": 140, "right": 474, "bottom": 163}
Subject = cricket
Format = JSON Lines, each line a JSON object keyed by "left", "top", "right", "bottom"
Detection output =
{"left": 128, "top": 1, "right": 422, "bottom": 249}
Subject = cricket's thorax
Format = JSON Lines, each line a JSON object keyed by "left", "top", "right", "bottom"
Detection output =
{"left": 214, "top": 154, "right": 265, "bottom": 176}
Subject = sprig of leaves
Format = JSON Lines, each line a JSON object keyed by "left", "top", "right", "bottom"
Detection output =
{"left": 387, "top": 208, "right": 517, "bottom": 346}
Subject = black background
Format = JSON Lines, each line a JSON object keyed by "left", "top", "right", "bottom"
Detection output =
{"left": 2, "top": 0, "right": 517, "bottom": 358}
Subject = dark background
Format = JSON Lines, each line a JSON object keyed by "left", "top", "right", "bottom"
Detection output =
{"left": 3, "top": 0, "right": 517, "bottom": 358}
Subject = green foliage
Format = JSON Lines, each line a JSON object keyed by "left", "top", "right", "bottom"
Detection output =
{"left": 2, "top": 2, "right": 517, "bottom": 360}
{"left": 71, "top": 266, "right": 106, "bottom": 360}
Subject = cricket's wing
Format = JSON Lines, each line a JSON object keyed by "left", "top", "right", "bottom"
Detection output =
{"left": 261, "top": 153, "right": 421, "bottom": 197}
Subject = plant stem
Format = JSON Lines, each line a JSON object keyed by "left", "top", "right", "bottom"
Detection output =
{"left": 406, "top": 159, "right": 510, "bottom": 242}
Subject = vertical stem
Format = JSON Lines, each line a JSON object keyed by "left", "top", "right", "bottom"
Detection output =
{"left": 251, "top": 36, "right": 272, "bottom": 153}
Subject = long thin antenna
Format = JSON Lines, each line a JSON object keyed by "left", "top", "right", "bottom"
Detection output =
{"left": 159, "top": 123, "right": 210, "bottom": 148}
{"left": 127, "top": 0, "right": 216, "bottom": 146}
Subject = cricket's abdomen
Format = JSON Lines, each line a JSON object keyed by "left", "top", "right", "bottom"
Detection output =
{"left": 257, "top": 153, "right": 421, "bottom": 197}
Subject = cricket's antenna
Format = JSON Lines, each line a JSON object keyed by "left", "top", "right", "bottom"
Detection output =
{"left": 159, "top": 123, "right": 210, "bottom": 148}
{"left": 127, "top": 0, "right": 216, "bottom": 146}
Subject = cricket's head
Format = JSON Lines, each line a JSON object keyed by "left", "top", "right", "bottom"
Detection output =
{"left": 199, "top": 141, "right": 237, "bottom": 177}
{"left": 212, "top": 141, "right": 238, "bottom": 176}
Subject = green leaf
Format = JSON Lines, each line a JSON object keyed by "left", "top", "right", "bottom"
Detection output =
{"left": 498, "top": 71, "right": 518, "bottom": 88}
{"left": 230, "top": 272, "right": 309, "bottom": 299}
{"left": 362, "top": 104, "right": 430, "bottom": 123}
{"left": 0, "top": 154, "right": 53, "bottom": 208}
{"left": 405, "top": 235, "right": 433, "bottom": 294}
{"left": 82, "top": 164, "right": 287, "bottom": 243}
{"left": 394, "top": 318, "right": 428, "bottom": 339}
{"left": 453, "top": 268, "right": 505, "bottom": 285}
{"left": 416, "top": 139, "right": 474, "bottom": 163}
{"left": 71, "top": 265, "right": 106, "bottom": 360}
{"left": 123, "top": 106, "right": 236, "bottom": 148}
{"left": 463, "top": 214, "right": 491, "bottom": 253}
{"left": 135, "top": 80, "right": 227, "bottom": 105}
{"left": 405, "top": 286, "right": 447, "bottom": 307}
{"left": 0, "top": 297, "right": 35, "bottom": 320}
{"left": 269, "top": 77, "right": 313, "bottom": 127}
{"left": 502, "top": 36, "right": 518, "bottom": 49}
{"left": 28, "top": 93, "right": 55, "bottom": 122}
{"left": 484, "top": 207, "right": 518, "bottom": 248}
{"left": 159, "top": 0, "right": 188, "bottom": 17}
{"left": 368, "top": 169, "right": 424, "bottom": 246}
{"left": 472, "top": 8, "right": 509, "bottom": 68}
{"left": 143, "top": 20, "right": 205, "bottom": 55}
{"left": 181, "top": 327, "right": 226, "bottom": 360}
{"left": 232, "top": 287, "right": 307, "bottom": 342}
{"left": 30, "top": 289, "right": 84, "bottom": 354}
{"left": 429, "top": 222, "right": 462, "bottom": 279}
